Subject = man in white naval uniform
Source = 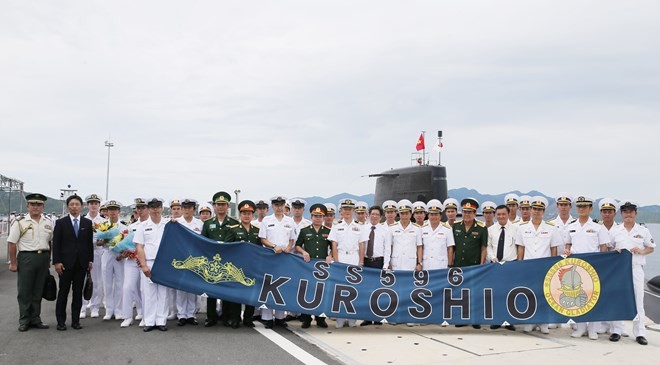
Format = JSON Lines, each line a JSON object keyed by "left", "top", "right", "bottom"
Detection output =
{"left": 443, "top": 198, "right": 459, "bottom": 226}
{"left": 515, "top": 196, "right": 562, "bottom": 334}
{"left": 252, "top": 199, "right": 269, "bottom": 228}
{"left": 258, "top": 196, "right": 296, "bottom": 329}
{"left": 120, "top": 198, "right": 148, "bottom": 328}
{"left": 135, "top": 198, "right": 169, "bottom": 332}
{"left": 518, "top": 195, "right": 532, "bottom": 224}
{"left": 290, "top": 198, "right": 312, "bottom": 236}
{"left": 323, "top": 203, "right": 337, "bottom": 229}
{"left": 382, "top": 200, "right": 398, "bottom": 227}
{"left": 80, "top": 194, "right": 105, "bottom": 319}
{"left": 329, "top": 198, "right": 365, "bottom": 328}
{"left": 421, "top": 199, "right": 454, "bottom": 270}
{"left": 481, "top": 201, "right": 497, "bottom": 228}
{"left": 548, "top": 193, "right": 573, "bottom": 255}
{"left": 166, "top": 199, "right": 182, "bottom": 321}
{"left": 102, "top": 200, "right": 126, "bottom": 321}
{"left": 389, "top": 199, "right": 423, "bottom": 272}
{"left": 609, "top": 200, "right": 655, "bottom": 346}
{"left": 504, "top": 193, "right": 521, "bottom": 224}
{"left": 174, "top": 199, "right": 203, "bottom": 326}
{"left": 565, "top": 196, "right": 610, "bottom": 340}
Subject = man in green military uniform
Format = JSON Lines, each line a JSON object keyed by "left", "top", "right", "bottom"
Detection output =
{"left": 452, "top": 198, "right": 487, "bottom": 329}
{"left": 201, "top": 191, "right": 239, "bottom": 327}
{"left": 7, "top": 193, "right": 53, "bottom": 332}
{"left": 224, "top": 200, "right": 261, "bottom": 328}
{"left": 295, "top": 203, "right": 331, "bottom": 328}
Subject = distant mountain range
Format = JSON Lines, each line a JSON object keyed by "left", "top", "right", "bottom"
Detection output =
{"left": 2, "top": 190, "right": 659, "bottom": 223}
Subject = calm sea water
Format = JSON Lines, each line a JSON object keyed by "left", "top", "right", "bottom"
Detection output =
{"left": 645, "top": 224, "right": 660, "bottom": 280}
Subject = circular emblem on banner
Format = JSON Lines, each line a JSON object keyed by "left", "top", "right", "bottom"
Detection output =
{"left": 543, "top": 258, "right": 600, "bottom": 317}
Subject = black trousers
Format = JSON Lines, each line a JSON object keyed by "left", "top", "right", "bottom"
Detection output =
{"left": 55, "top": 263, "right": 86, "bottom": 325}
{"left": 364, "top": 257, "right": 384, "bottom": 269}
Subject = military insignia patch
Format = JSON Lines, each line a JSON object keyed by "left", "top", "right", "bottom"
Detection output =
{"left": 172, "top": 254, "right": 255, "bottom": 286}
{"left": 543, "top": 258, "right": 600, "bottom": 317}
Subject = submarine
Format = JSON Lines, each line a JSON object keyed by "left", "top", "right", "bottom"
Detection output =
{"left": 370, "top": 131, "right": 448, "bottom": 207}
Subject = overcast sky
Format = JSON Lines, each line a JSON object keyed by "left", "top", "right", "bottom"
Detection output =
{"left": 1, "top": 1, "right": 659, "bottom": 206}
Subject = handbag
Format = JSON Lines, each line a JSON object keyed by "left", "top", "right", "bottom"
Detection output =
{"left": 42, "top": 273, "right": 57, "bottom": 301}
{"left": 83, "top": 271, "right": 93, "bottom": 301}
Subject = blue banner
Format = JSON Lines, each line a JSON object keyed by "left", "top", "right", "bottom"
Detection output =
{"left": 151, "top": 223, "right": 637, "bottom": 325}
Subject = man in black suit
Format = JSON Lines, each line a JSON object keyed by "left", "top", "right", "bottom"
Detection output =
{"left": 53, "top": 195, "right": 94, "bottom": 330}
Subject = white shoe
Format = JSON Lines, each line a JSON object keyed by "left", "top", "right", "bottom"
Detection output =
{"left": 139, "top": 319, "right": 145, "bottom": 327}
{"left": 120, "top": 319, "right": 133, "bottom": 328}
{"left": 135, "top": 314, "right": 143, "bottom": 320}
{"left": 91, "top": 311, "right": 100, "bottom": 318}
{"left": 103, "top": 314, "right": 112, "bottom": 321}
{"left": 349, "top": 321, "right": 358, "bottom": 328}
{"left": 588, "top": 331, "right": 598, "bottom": 340}
{"left": 115, "top": 315, "right": 124, "bottom": 321}
{"left": 79, "top": 311, "right": 86, "bottom": 319}
{"left": 523, "top": 325, "right": 533, "bottom": 333}
{"left": 547, "top": 324, "right": 558, "bottom": 329}
{"left": 571, "top": 330, "right": 586, "bottom": 338}
{"left": 167, "top": 313, "right": 177, "bottom": 321}
{"left": 540, "top": 325, "right": 550, "bottom": 334}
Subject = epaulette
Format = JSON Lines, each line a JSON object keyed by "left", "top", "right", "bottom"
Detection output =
{"left": 593, "top": 218, "right": 600, "bottom": 224}
{"left": 389, "top": 222, "right": 398, "bottom": 227}
{"left": 511, "top": 218, "right": 520, "bottom": 224}
{"left": 228, "top": 224, "right": 239, "bottom": 229}
{"left": 545, "top": 220, "right": 555, "bottom": 226}
{"left": 354, "top": 220, "right": 365, "bottom": 225}
{"left": 413, "top": 222, "right": 421, "bottom": 227}
{"left": 569, "top": 219, "right": 578, "bottom": 224}
{"left": 441, "top": 221, "right": 451, "bottom": 229}
{"left": 640, "top": 222, "right": 646, "bottom": 227}
{"left": 453, "top": 219, "right": 463, "bottom": 225}
{"left": 519, "top": 221, "right": 530, "bottom": 225}
{"left": 475, "top": 220, "right": 485, "bottom": 227}
{"left": 423, "top": 220, "right": 429, "bottom": 226}
{"left": 334, "top": 220, "right": 342, "bottom": 225}
{"left": 16, "top": 216, "right": 24, "bottom": 221}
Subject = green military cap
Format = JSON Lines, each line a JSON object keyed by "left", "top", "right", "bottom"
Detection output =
{"left": 106, "top": 200, "right": 122, "bottom": 209}
{"left": 309, "top": 203, "right": 327, "bottom": 216}
{"left": 213, "top": 191, "right": 231, "bottom": 204}
{"left": 26, "top": 193, "right": 47, "bottom": 204}
{"left": 461, "top": 197, "right": 479, "bottom": 212}
{"left": 85, "top": 194, "right": 102, "bottom": 203}
{"left": 238, "top": 200, "right": 256, "bottom": 212}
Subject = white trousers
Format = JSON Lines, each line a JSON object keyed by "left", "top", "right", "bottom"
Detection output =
{"left": 82, "top": 247, "right": 105, "bottom": 312}
{"left": 102, "top": 250, "right": 124, "bottom": 316}
{"left": 122, "top": 259, "right": 142, "bottom": 319}
{"left": 176, "top": 290, "right": 197, "bottom": 319}
{"left": 168, "top": 288, "right": 178, "bottom": 316}
{"left": 610, "top": 264, "right": 646, "bottom": 337}
{"left": 141, "top": 261, "right": 169, "bottom": 326}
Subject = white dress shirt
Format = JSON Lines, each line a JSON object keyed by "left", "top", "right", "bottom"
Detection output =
{"left": 487, "top": 221, "right": 518, "bottom": 262}
{"left": 360, "top": 222, "right": 392, "bottom": 269}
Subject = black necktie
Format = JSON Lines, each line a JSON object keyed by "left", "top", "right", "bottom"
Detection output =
{"left": 367, "top": 226, "right": 376, "bottom": 258}
{"left": 497, "top": 226, "right": 505, "bottom": 261}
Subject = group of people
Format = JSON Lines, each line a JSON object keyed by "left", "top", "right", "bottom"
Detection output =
{"left": 6, "top": 191, "right": 654, "bottom": 346}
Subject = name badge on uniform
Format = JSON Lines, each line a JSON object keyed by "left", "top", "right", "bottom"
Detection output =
{"left": 352, "top": 227, "right": 360, "bottom": 232}
{"left": 268, "top": 224, "right": 275, "bottom": 228}
{"left": 210, "top": 224, "right": 217, "bottom": 229}
{"left": 145, "top": 228, "right": 153, "bottom": 232}
{"left": 338, "top": 228, "right": 345, "bottom": 231}
{"left": 471, "top": 232, "right": 479, "bottom": 236}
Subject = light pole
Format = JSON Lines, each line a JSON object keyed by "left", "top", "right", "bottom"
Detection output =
{"left": 234, "top": 189, "right": 241, "bottom": 218}
{"left": 105, "top": 140, "right": 114, "bottom": 199}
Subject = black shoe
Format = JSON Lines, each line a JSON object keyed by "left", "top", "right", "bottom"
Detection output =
{"left": 30, "top": 322, "right": 49, "bottom": 329}
{"left": 455, "top": 324, "right": 466, "bottom": 328}
{"left": 264, "top": 320, "right": 274, "bottom": 329}
{"left": 275, "top": 319, "right": 288, "bottom": 328}
{"left": 204, "top": 319, "right": 217, "bottom": 327}
{"left": 284, "top": 315, "right": 297, "bottom": 321}
{"left": 360, "top": 321, "right": 373, "bottom": 326}
{"left": 472, "top": 325, "right": 481, "bottom": 329}
{"left": 71, "top": 323, "right": 82, "bottom": 330}
{"left": 490, "top": 325, "right": 501, "bottom": 330}
{"left": 506, "top": 325, "right": 516, "bottom": 331}
{"left": 18, "top": 324, "right": 29, "bottom": 332}
{"left": 143, "top": 326, "right": 154, "bottom": 332}
{"left": 56, "top": 324, "right": 67, "bottom": 331}
{"left": 177, "top": 319, "right": 187, "bottom": 327}
{"left": 636, "top": 336, "right": 648, "bottom": 345}
{"left": 609, "top": 333, "right": 621, "bottom": 342}
{"left": 157, "top": 325, "right": 168, "bottom": 332}
{"left": 316, "top": 319, "right": 328, "bottom": 328}
{"left": 301, "top": 321, "right": 311, "bottom": 329}
{"left": 186, "top": 318, "right": 199, "bottom": 326}
{"left": 374, "top": 321, "right": 382, "bottom": 325}
{"left": 230, "top": 320, "right": 240, "bottom": 329}
{"left": 243, "top": 320, "right": 255, "bottom": 328}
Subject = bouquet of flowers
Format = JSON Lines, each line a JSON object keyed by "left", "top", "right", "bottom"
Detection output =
{"left": 94, "top": 221, "right": 127, "bottom": 249}
{"left": 111, "top": 231, "right": 137, "bottom": 262}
